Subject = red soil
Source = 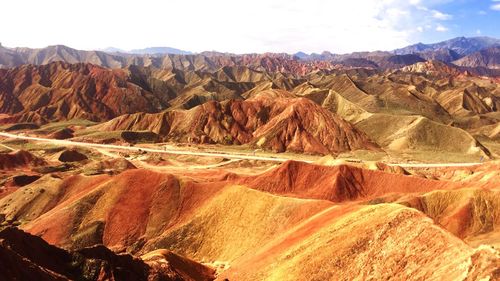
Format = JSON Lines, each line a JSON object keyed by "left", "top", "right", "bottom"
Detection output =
{"left": 25, "top": 169, "right": 227, "bottom": 250}
{"left": 103, "top": 171, "right": 178, "bottom": 247}
{"left": 22, "top": 161, "right": 472, "bottom": 252}
{"left": 232, "top": 160, "right": 465, "bottom": 202}
{"left": 24, "top": 174, "right": 112, "bottom": 245}
{"left": 218, "top": 204, "right": 361, "bottom": 279}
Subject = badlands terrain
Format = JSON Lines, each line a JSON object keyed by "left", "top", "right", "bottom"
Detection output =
{"left": 0, "top": 37, "right": 500, "bottom": 280}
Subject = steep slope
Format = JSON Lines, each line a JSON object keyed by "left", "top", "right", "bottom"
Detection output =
{"left": 232, "top": 161, "right": 462, "bottom": 202}
{"left": 2, "top": 170, "right": 226, "bottom": 251}
{"left": 401, "top": 59, "right": 500, "bottom": 77}
{"left": 1, "top": 60, "right": 499, "bottom": 159}
{"left": 0, "top": 62, "right": 167, "bottom": 123}
{"left": 336, "top": 58, "right": 379, "bottom": 68}
{"left": 0, "top": 46, "right": 24, "bottom": 68}
{"left": 393, "top": 36, "right": 500, "bottom": 56}
{"left": 218, "top": 204, "right": 500, "bottom": 281}
{"left": 0, "top": 169, "right": 331, "bottom": 265}
{"left": 94, "top": 96, "right": 380, "bottom": 154}
{"left": 305, "top": 72, "right": 453, "bottom": 122}
{"left": 400, "top": 188, "right": 500, "bottom": 248}
{"left": 142, "top": 185, "right": 334, "bottom": 263}
{"left": 247, "top": 96, "right": 379, "bottom": 153}
{"left": 0, "top": 163, "right": 463, "bottom": 254}
{"left": 0, "top": 160, "right": 498, "bottom": 280}
{"left": 454, "top": 46, "right": 500, "bottom": 69}
{"left": 2, "top": 38, "right": 500, "bottom": 74}
{"left": 0, "top": 163, "right": 467, "bottom": 252}
{"left": 0, "top": 62, "right": 303, "bottom": 123}
{"left": 435, "top": 82, "right": 500, "bottom": 117}
{"left": 418, "top": 48, "right": 462, "bottom": 62}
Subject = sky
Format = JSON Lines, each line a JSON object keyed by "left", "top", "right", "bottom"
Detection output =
{"left": 1, "top": 0, "right": 500, "bottom": 54}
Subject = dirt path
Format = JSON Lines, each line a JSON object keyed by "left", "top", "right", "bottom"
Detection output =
{"left": 0, "top": 132, "right": 484, "bottom": 168}
{"left": 0, "top": 132, "right": 292, "bottom": 163}
{"left": 0, "top": 143, "right": 16, "bottom": 151}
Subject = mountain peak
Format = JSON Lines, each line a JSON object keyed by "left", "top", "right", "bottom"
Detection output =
{"left": 393, "top": 36, "right": 500, "bottom": 57}
{"left": 128, "top": 47, "right": 192, "bottom": 55}
{"left": 293, "top": 51, "right": 309, "bottom": 59}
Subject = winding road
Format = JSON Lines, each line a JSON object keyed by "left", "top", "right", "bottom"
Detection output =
{"left": 0, "top": 132, "right": 484, "bottom": 168}
{"left": 0, "top": 132, "right": 292, "bottom": 163}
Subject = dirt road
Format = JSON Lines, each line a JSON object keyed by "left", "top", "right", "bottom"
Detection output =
{"left": 0, "top": 132, "right": 483, "bottom": 168}
{"left": 0, "top": 132, "right": 293, "bottom": 163}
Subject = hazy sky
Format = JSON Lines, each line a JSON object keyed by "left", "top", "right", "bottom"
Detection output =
{"left": 1, "top": 0, "right": 500, "bottom": 54}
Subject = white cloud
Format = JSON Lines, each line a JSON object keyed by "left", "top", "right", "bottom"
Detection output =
{"left": 431, "top": 10, "right": 452, "bottom": 20}
{"left": 476, "top": 29, "right": 482, "bottom": 35}
{"left": 492, "top": 3, "right": 500, "bottom": 10}
{"left": 492, "top": 0, "right": 500, "bottom": 10}
{"left": 0, "top": 0, "right": 457, "bottom": 54}
{"left": 478, "top": 10, "right": 487, "bottom": 15}
{"left": 436, "top": 24, "right": 449, "bottom": 32}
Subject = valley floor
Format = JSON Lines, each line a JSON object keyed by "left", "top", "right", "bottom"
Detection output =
{"left": 0, "top": 132, "right": 486, "bottom": 168}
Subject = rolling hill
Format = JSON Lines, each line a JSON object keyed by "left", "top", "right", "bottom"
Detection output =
{"left": 0, "top": 161, "right": 499, "bottom": 280}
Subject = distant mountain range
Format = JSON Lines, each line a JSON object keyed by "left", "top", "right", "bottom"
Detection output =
{"left": 1, "top": 36, "right": 500, "bottom": 71}
{"left": 393, "top": 36, "right": 500, "bottom": 56}
{"left": 102, "top": 46, "right": 192, "bottom": 55}
{"left": 294, "top": 37, "right": 500, "bottom": 67}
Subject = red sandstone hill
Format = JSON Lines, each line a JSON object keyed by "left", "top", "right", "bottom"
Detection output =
{"left": 0, "top": 164, "right": 472, "bottom": 254}
{"left": 0, "top": 164, "right": 498, "bottom": 280}
{"left": 0, "top": 61, "right": 499, "bottom": 156}
{"left": 1, "top": 61, "right": 499, "bottom": 150}
{"left": 95, "top": 95, "right": 379, "bottom": 154}
{"left": 0, "top": 62, "right": 167, "bottom": 123}
{"left": 232, "top": 160, "right": 463, "bottom": 202}
{"left": 217, "top": 203, "right": 500, "bottom": 281}
{"left": 0, "top": 61, "right": 304, "bottom": 124}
